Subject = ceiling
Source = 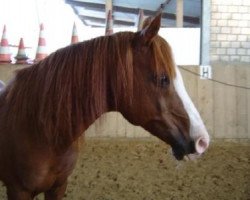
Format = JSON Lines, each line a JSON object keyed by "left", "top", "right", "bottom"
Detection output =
{"left": 65, "top": 0, "right": 201, "bottom": 28}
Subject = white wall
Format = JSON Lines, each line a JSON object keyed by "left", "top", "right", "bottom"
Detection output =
{"left": 159, "top": 28, "right": 200, "bottom": 65}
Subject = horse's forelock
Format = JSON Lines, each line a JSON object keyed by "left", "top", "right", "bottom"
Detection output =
{"left": 151, "top": 36, "right": 176, "bottom": 80}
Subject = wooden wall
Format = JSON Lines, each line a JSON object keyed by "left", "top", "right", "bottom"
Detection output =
{"left": 0, "top": 64, "right": 249, "bottom": 139}
{"left": 181, "top": 64, "right": 250, "bottom": 140}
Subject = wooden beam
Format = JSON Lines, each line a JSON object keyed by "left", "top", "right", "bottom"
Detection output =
{"left": 80, "top": 16, "right": 134, "bottom": 26}
{"left": 75, "top": 8, "right": 135, "bottom": 23}
{"left": 176, "top": 0, "right": 183, "bottom": 27}
{"left": 105, "top": 0, "right": 113, "bottom": 35}
{"left": 66, "top": 0, "right": 199, "bottom": 26}
{"left": 105, "top": 0, "right": 112, "bottom": 15}
{"left": 71, "top": 6, "right": 88, "bottom": 26}
{"left": 65, "top": 0, "right": 105, "bottom": 10}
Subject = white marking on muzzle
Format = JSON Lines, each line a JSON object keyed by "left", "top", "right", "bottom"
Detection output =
{"left": 173, "top": 66, "right": 210, "bottom": 155}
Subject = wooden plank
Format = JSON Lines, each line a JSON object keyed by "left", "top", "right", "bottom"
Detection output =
{"left": 125, "top": 118, "right": 136, "bottom": 138}
{"left": 115, "top": 112, "right": 127, "bottom": 137}
{"left": 223, "top": 65, "right": 237, "bottom": 139}
{"left": 134, "top": 126, "right": 151, "bottom": 138}
{"left": 105, "top": 0, "right": 112, "bottom": 15}
{"left": 235, "top": 66, "right": 248, "bottom": 138}
{"left": 0, "top": 64, "right": 27, "bottom": 83}
{"left": 176, "top": 0, "right": 184, "bottom": 27}
{"left": 85, "top": 122, "right": 96, "bottom": 137}
{"left": 212, "top": 65, "right": 226, "bottom": 139}
{"left": 105, "top": 112, "right": 117, "bottom": 137}
{"left": 197, "top": 69, "right": 214, "bottom": 138}
{"left": 247, "top": 66, "right": 250, "bottom": 139}
{"left": 107, "top": 112, "right": 127, "bottom": 137}
{"left": 89, "top": 113, "right": 118, "bottom": 137}
{"left": 93, "top": 116, "right": 104, "bottom": 137}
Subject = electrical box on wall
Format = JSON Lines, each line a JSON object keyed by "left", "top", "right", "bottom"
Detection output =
{"left": 200, "top": 65, "right": 212, "bottom": 79}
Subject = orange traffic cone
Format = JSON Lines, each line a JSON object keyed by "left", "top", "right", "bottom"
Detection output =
{"left": 105, "top": 10, "right": 113, "bottom": 36}
{"left": 0, "top": 25, "right": 11, "bottom": 64}
{"left": 71, "top": 22, "right": 78, "bottom": 44}
{"left": 137, "top": 9, "right": 145, "bottom": 31}
{"left": 15, "top": 38, "right": 29, "bottom": 64}
{"left": 35, "top": 23, "right": 47, "bottom": 62}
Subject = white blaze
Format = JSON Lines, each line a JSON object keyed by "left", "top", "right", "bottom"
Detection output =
{"left": 173, "top": 65, "right": 210, "bottom": 154}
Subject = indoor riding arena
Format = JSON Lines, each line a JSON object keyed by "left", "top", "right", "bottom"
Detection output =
{"left": 0, "top": 0, "right": 249, "bottom": 200}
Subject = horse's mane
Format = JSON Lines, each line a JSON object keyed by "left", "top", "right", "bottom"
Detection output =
{"left": 4, "top": 31, "right": 175, "bottom": 148}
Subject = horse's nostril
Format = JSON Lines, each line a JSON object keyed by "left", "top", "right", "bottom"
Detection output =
{"left": 195, "top": 137, "right": 209, "bottom": 154}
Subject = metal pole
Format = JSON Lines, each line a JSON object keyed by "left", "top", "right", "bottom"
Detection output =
{"left": 200, "top": 0, "right": 211, "bottom": 65}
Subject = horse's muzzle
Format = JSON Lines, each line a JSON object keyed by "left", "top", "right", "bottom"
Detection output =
{"left": 172, "top": 140, "right": 195, "bottom": 160}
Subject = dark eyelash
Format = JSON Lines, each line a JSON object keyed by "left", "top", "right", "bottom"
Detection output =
{"left": 153, "top": 74, "right": 170, "bottom": 87}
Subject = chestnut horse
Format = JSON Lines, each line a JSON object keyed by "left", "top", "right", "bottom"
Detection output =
{"left": 0, "top": 14, "right": 209, "bottom": 199}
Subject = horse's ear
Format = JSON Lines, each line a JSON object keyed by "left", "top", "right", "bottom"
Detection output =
{"left": 139, "top": 13, "right": 162, "bottom": 44}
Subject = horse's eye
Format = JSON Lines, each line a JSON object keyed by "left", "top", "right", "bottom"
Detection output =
{"left": 153, "top": 75, "right": 170, "bottom": 88}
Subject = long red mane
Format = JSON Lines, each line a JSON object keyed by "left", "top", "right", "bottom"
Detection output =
{"left": 3, "top": 31, "right": 175, "bottom": 147}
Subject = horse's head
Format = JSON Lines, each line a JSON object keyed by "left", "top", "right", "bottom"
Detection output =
{"left": 118, "top": 14, "right": 209, "bottom": 160}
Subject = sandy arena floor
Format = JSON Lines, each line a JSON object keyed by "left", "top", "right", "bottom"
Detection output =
{"left": 0, "top": 138, "right": 249, "bottom": 200}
